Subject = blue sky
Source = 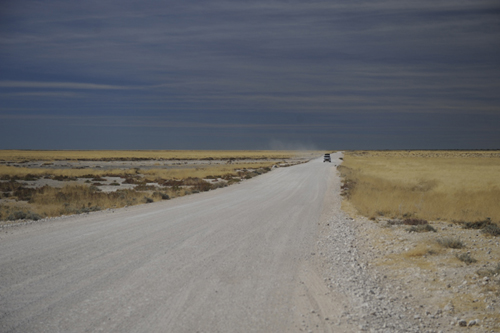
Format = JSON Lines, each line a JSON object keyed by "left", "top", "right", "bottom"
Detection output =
{"left": 1, "top": 0, "right": 499, "bottom": 150}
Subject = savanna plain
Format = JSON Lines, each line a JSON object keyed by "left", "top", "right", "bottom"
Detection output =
{"left": 1, "top": 149, "right": 499, "bottom": 331}
{"left": 340, "top": 150, "right": 500, "bottom": 330}
{"left": 0, "top": 150, "right": 316, "bottom": 223}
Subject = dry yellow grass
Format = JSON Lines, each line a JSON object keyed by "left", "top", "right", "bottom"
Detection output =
{"left": 0, "top": 165, "right": 137, "bottom": 178}
{"left": 402, "top": 242, "right": 442, "bottom": 258}
{"left": 0, "top": 150, "right": 307, "bottom": 161}
{"left": 0, "top": 150, "right": 313, "bottom": 222}
{"left": 340, "top": 150, "right": 500, "bottom": 222}
{"left": 0, "top": 185, "right": 177, "bottom": 221}
{"left": 0, "top": 161, "right": 279, "bottom": 180}
{"left": 142, "top": 162, "right": 280, "bottom": 180}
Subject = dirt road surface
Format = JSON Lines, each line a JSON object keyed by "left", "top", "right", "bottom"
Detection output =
{"left": 0, "top": 153, "right": 349, "bottom": 333}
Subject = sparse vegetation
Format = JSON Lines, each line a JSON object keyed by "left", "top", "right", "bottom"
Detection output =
{"left": 155, "top": 192, "right": 170, "bottom": 200}
{"left": 462, "top": 219, "right": 492, "bottom": 229}
{"left": 7, "top": 210, "right": 41, "bottom": 221}
{"left": 456, "top": 252, "right": 477, "bottom": 264}
{"left": 477, "top": 263, "right": 500, "bottom": 277}
{"left": 403, "top": 243, "right": 441, "bottom": 257}
{"left": 339, "top": 151, "right": 500, "bottom": 329}
{"left": 0, "top": 150, "right": 314, "bottom": 223}
{"left": 482, "top": 223, "right": 500, "bottom": 237}
{"left": 459, "top": 218, "right": 500, "bottom": 236}
{"left": 437, "top": 237, "right": 465, "bottom": 249}
{"left": 407, "top": 224, "right": 436, "bottom": 233}
{"left": 0, "top": 150, "right": 307, "bottom": 162}
{"left": 403, "top": 218, "right": 428, "bottom": 226}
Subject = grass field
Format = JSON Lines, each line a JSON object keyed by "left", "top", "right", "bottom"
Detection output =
{"left": 339, "top": 150, "right": 500, "bottom": 223}
{"left": 341, "top": 151, "right": 500, "bottom": 328}
{"left": 0, "top": 150, "right": 302, "bottom": 161}
{"left": 0, "top": 162, "right": 290, "bottom": 181}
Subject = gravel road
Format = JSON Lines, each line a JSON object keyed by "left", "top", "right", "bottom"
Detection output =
{"left": 0, "top": 152, "right": 354, "bottom": 333}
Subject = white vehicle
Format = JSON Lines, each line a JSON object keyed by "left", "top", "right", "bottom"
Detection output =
{"left": 323, "top": 153, "right": 331, "bottom": 162}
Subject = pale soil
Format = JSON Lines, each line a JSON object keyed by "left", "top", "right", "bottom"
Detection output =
{"left": 341, "top": 208, "right": 500, "bottom": 332}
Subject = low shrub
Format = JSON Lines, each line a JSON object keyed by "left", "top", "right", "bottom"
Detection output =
{"left": 463, "top": 219, "right": 492, "bottom": 229}
{"left": 226, "top": 178, "right": 240, "bottom": 185}
{"left": 476, "top": 263, "right": 500, "bottom": 277}
{"left": 221, "top": 173, "right": 237, "bottom": 180}
{"left": 23, "top": 174, "right": 40, "bottom": 181}
{"left": 456, "top": 252, "right": 477, "bottom": 265}
{"left": 404, "top": 218, "right": 428, "bottom": 226}
{"left": 53, "top": 175, "right": 77, "bottom": 181}
{"left": 6, "top": 210, "right": 41, "bottom": 221}
{"left": 135, "top": 185, "right": 158, "bottom": 191}
{"left": 76, "top": 206, "right": 101, "bottom": 214}
{"left": 482, "top": 224, "right": 500, "bottom": 237}
{"left": 387, "top": 219, "right": 405, "bottom": 226}
{"left": 407, "top": 224, "right": 437, "bottom": 233}
{"left": 91, "top": 177, "right": 106, "bottom": 182}
{"left": 152, "top": 192, "right": 170, "bottom": 200}
{"left": 437, "top": 237, "right": 465, "bottom": 249}
{"left": 13, "top": 187, "right": 38, "bottom": 201}
{"left": 183, "top": 178, "right": 213, "bottom": 192}
{"left": 403, "top": 243, "right": 441, "bottom": 257}
{"left": 123, "top": 176, "right": 144, "bottom": 184}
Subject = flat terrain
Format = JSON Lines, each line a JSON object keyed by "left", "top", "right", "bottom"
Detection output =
{"left": 340, "top": 150, "right": 500, "bottom": 222}
{"left": 339, "top": 150, "right": 500, "bottom": 331}
{"left": 3, "top": 151, "right": 498, "bottom": 332}
{"left": 0, "top": 150, "right": 304, "bottom": 162}
{"left": 0, "top": 153, "right": 344, "bottom": 332}
{"left": 0, "top": 150, "right": 316, "bottom": 222}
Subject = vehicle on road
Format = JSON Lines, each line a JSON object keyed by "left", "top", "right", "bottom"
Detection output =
{"left": 324, "top": 153, "right": 331, "bottom": 162}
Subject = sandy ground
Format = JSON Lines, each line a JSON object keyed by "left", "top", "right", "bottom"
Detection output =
{"left": 351, "top": 216, "right": 500, "bottom": 331}
{"left": 0, "top": 153, "right": 347, "bottom": 332}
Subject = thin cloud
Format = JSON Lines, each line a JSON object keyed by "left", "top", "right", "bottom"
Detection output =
{"left": 0, "top": 91, "right": 83, "bottom": 98}
{"left": 0, "top": 0, "right": 499, "bottom": 149}
{"left": 0, "top": 81, "right": 137, "bottom": 90}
